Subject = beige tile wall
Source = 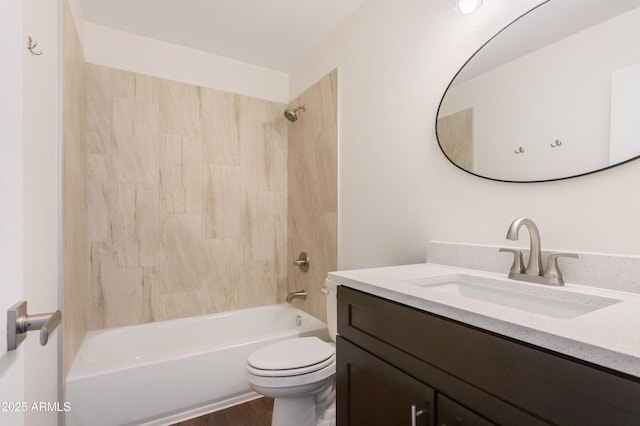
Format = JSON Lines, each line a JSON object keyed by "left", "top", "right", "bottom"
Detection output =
{"left": 86, "top": 64, "right": 288, "bottom": 328}
{"left": 436, "top": 108, "right": 474, "bottom": 172}
{"left": 61, "top": 4, "right": 336, "bottom": 376}
{"left": 286, "top": 70, "right": 338, "bottom": 322}
{"left": 62, "top": 0, "right": 89, "bottom": 377}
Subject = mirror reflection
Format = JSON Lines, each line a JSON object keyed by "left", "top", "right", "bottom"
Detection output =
{"left": 437, "top": 0, "right": 640, "bottom": 182}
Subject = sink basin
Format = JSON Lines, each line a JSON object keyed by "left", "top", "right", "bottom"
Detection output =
{"left": 404, "top": 274, "right": 621, "bottom": 319}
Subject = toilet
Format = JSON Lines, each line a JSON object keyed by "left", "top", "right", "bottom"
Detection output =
{"left": 246, "top": 280, "right": 338, "bottom": 426}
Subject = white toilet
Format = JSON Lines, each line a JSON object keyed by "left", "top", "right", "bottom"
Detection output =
{"left": 246, "top": 280, "right": 338, "bottom": 426}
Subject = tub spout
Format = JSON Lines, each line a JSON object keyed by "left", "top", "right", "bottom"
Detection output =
{"left": 286, "top": 290, "right": 307, "bottom": 302}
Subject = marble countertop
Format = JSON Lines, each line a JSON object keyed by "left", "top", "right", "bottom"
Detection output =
{"left": 327, "top": 263, "right": 640, "bottom": 378}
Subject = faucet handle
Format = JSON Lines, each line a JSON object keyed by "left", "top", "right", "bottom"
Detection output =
{"left": 499, "top": 248, "right": 525, "bottom": 275}
{"left": 544, "top": 252, "right": 578, "bottom": 286}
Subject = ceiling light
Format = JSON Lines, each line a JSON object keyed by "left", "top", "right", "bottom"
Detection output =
{"left": 454, "top": 0, "right": 483, "bottom": 14}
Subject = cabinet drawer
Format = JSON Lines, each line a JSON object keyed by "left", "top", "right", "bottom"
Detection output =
{"left": 338, "top": 286, "right": 640, "bottom": 425}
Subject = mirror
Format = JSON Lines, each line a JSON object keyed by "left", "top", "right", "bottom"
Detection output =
{"left": 437, "top": 0, "right": 640, "bottom": 182}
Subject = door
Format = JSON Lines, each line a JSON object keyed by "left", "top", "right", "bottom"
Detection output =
{"left": 0, "top": 1, "right": 28, "bottom": 424}
{"left": 0, "top": 1, "right": 61, "bottom": 426}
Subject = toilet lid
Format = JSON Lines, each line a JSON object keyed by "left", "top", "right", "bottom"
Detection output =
{"left": 248, "top": 337, "right": 335, "bottom": 371}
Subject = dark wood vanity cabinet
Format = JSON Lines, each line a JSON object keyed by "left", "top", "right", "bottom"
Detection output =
{"left": 336, "top": 286, "right": 640, "bottom": 426}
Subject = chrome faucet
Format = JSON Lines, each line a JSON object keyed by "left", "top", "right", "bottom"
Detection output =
{"left": 286, "top": 290, "right": 307, "bottom": 302}
{"left": 501, "top": 217, "right": 578, "bottom": 286}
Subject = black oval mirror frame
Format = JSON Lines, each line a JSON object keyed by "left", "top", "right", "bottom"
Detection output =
{"left": 436, "top": 0, "right": 640, "bottom": 183}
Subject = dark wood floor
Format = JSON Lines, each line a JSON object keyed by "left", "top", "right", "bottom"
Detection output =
{"left": 172, "top": 397, "right": 274, "bottom": 426}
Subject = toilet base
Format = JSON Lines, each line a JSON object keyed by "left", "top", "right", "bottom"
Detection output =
{"left": 266, "top": 377, "right": 335, "bottom": 426}
{"left": 272, "top": 395, "right": 316, "bottom": 426}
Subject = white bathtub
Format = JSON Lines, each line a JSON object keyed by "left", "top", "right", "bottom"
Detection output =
{"left": 66, "top": 304, "right": 329, "bottom": 426}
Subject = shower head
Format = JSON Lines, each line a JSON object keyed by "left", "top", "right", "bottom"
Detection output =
{"left": 284, "top": 105, "right": 306, "bottom": 122}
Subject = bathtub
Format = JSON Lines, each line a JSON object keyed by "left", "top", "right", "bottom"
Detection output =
{"left": 66, "top": 304, "right": 329, "bottom": 426}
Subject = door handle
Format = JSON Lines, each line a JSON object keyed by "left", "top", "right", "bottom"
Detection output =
{"left": 7, "top": 301, "right": 62, "bottom": 351}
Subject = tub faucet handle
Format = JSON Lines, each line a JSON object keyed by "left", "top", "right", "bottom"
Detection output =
{"left": 293, "top": 252, "right": 309, "bottom": 272}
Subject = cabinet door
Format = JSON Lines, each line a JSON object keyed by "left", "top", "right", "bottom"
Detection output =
{"left": 438, "top": 395, "right": 495, "bottom": 426}
{"left": 337, "top": 337, "right": 434, "bottom": 426}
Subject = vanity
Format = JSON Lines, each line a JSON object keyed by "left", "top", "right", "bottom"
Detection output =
{"left": 328, "top": 263, "right": 640, "bottom": 425}
{"left": 329, "top": 0, "right": 640, "bottom": 421}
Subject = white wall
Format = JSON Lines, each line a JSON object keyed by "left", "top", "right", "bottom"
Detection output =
{"left": 290, "top": 0, "right": 640, "bottom": 269}
{"left": 82, "top": 22, "right": 289, "bottom": 103}
{"left": 66, "top": 0, "right": 289, "bottom": 103}
{"left": 610, "top": 63, "right": 640, "bottom": 163}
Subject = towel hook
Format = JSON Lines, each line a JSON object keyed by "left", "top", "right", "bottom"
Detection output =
{"left": 27, "top": 36, "right": 43, "bottom": 56}
{"left": 514, "top": 147, "right": 524, "bottom": 154}
{"left": 550, "top": 139, "right": 562, "bottom": 148}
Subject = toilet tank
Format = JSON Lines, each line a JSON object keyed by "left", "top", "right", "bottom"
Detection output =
{"left": 323, "top": 279, "right": 338, "bottom": 342}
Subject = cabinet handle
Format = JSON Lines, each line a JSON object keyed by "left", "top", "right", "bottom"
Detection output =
{"left": 411, "top": 403, "right": 426, "bottom": 426}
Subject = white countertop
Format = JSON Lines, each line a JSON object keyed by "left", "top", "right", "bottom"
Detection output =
{"left": 327, "top": 263, "right": 640, "bottom": 378}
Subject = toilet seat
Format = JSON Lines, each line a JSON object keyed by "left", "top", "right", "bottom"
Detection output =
{"left": 247, "top": 354, "right": 335, "bottom": 377}
{"left": 247, "top": 337, "right": 335, "bottom": 377}
{"left": 247, "top": 359, "right": 336, "bottom": 391}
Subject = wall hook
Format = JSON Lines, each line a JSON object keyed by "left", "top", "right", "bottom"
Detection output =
{"left": 27, "top": 36, "right": 43, "bottom": 56}
{"left": 550, "top": 139, "right": 562, "bottom": 148}
{"left": 514, "top": 147, "right": 524, "bottom": 154}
